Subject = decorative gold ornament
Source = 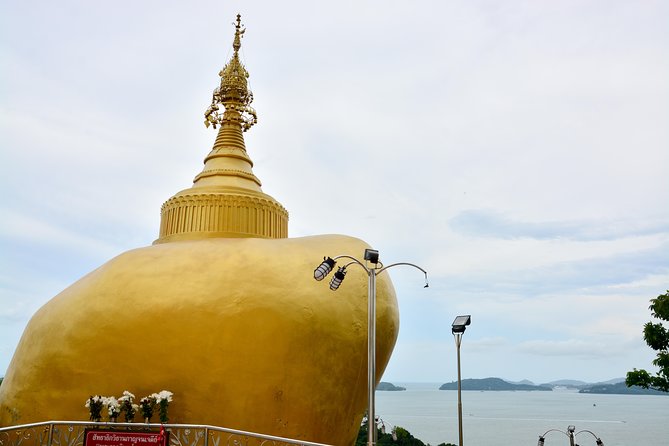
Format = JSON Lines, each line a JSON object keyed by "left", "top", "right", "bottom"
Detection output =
{"left": 204, "top": 14, "right": 257, "bottom": 132}
{"left": 157, "top": 14, "right": 287, "bottom": 242}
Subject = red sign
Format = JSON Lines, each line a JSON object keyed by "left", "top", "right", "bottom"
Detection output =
{"left": 84, "top": 429, "right": 169, "bottom": 446}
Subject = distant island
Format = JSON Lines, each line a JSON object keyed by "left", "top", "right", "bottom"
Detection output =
{"left": 377, "top": 381, "right": 406, "bottom": 391}
{"left": 579, "top": 382, "right": 668, "bottom": 396}
{"left": 436, "top": 377, "right": 668, "bottom": 395}
{"left": 539, "top": 379, "right": 586, "bottom": 387}
{"left": 439, "top": 377, "right": 551, "bottom": 391}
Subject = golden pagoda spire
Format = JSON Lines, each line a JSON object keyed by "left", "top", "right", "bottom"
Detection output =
{"left": 204, "top": 14, "right": 257, "bottom": 133}
{"left": 155, "top": 15, "right": 288, "bottom": 243}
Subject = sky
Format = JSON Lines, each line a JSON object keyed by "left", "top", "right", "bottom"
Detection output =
{"left": 1, "top": 0, "right": 668, "bottom": 385}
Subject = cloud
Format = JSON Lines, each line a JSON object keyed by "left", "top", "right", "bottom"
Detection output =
{"left": 465, "top": 337, "right": 509, "bottom": 352}
{"left": 0, "top": 209, "right": 121, "bottom": 258}
{"left": 1, "top": 0, "right": 668, "bottom": 384}
{"left": 449, "top": 209, "right": 669, "bottom": 241}
{"left": 426, "top": 237, "right": 669, "bottom": 302}
{"left": 501, "top": 243, "right": 669, "bottom": 294}
{"left": 517, "top": 338, "right": 631, "bottom": 358}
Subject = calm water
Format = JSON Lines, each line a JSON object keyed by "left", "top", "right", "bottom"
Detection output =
{"left": 375, "top": 383, "right": 669, "bottom": 446}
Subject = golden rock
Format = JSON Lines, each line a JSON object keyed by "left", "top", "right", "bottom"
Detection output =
{"left": 0, "top": 15, "right": 399, "bottom": 446}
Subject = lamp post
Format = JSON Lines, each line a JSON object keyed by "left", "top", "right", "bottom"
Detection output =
{"left": 568, "top": 425, "right": 576, "bottom": 446}
{"left": 537, "top": 426, "right": 604, "bottom": 446}
{"left": 313, "top": 248, "right": 428, "bottom": 446}
{"left": 376, "top": 416, "right": 398, "bottom": 441}
{"left": 451, "top": 315, "right": 471, "bottom": 446}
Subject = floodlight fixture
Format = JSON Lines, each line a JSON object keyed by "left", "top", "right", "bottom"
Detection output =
{"left": 364, "top": 249, "right": 379, "bottom": 264}
{"left": 452, "top": 315, "right": 471, "bottom": 334}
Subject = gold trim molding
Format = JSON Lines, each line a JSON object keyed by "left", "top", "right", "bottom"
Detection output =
{"left": 156, "top": 193, "right": 288, "bottom": 243}
{"left": 193, "top": 168, "right": 261, "bottom": 186}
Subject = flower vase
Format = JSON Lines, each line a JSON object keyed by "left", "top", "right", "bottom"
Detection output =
{"left": 145, "top": 417, "right": 150, "bottom": 424}
{"left": 110, "top": 416, "right": 117, "bottom": 423}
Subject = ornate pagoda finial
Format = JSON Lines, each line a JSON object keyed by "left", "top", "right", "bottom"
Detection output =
{"left": 157, "top": 14, "right": 288, "bottom": 243}
{"left": 204, "top": 13, "right": 257, "bottom": 132}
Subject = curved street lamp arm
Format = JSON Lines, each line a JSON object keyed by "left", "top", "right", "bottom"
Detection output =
{"left": 576, "top": 430, "right": 604, "bottom": 445}
{"left": 539, "top": 429, "right": 569, "bottom": 438}
{"left": 332, "top": 255, "right": 370, "bottom": 273}
{"left": 330, "top": 257, "right": 429, "bottom": 285}
{"left": 377, "top": 262, "right": 429, "bottom": 287}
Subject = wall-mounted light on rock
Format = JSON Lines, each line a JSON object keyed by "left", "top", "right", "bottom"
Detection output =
{"left": 330, "top": 266, "right": 347, "bottom": 291}
{"left": 313, "top": 257, "right": 336, "bottom": 281}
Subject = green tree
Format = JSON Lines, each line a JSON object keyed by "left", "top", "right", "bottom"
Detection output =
{"left": 626, "top": 290, "right": 669, "bottom": 392}
{"left": 355, "top": 417, "right": 456, "bottom": 446}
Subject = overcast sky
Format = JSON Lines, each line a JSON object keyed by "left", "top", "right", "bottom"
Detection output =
{"left": 1, "top": 0, "right": 668, "bottom": 385}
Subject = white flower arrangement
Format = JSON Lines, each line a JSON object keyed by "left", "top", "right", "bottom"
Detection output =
{"left": 84, "top": 395, "right": 103, "bottom": 409}
{"left": 139, "top": 395, "right": 157, "bottom": 422}
{"left": 85, "top": 390, "right": 173, "bottom": 423}
{"left": 118, "top": 390, "right": 137, "bottom": 422}
{"left": 85, "top": 395, "right": 104, "bottom": 422}
{"left": 154, "top": 390, "right": 174, "bottom": 423}
{"left": 155, "top": 390, "right": 173, "bottom": 403}
{"left": 119, "top": 390, "right": 135, "bottom": 402}
{"left": 104, "top": 396, "right": 121, "bottom": 421}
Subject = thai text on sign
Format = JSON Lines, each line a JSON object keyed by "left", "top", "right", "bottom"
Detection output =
{"left": 83, "top": 430, "right": 168, "bottom": 446}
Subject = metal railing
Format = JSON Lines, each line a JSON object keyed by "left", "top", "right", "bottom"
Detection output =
{"left": 0, "top": 421, "right": 332, "bottom": 446}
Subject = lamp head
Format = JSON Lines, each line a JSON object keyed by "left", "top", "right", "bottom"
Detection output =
{"left": 364, "top": 248, "right": 379, "bottom": 264}
{"left": 329, "top": 266, "right": 347, "bottom": 291}
{"left": 314, "top": 257, "right": 336, "bottom": 281}
{"left": 451, "top": 315, "right": 471, "bottom": 334}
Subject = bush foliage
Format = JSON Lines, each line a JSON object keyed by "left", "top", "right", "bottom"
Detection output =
{"left": 356, "top": 418, "right": 456, "bottom": 446}
{"left": 626, "top": 290, "right": 669, "bottom": 392}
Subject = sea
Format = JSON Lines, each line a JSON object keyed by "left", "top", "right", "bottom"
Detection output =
{"left": 375, "top": 383, "right": 669, "bottom": 446}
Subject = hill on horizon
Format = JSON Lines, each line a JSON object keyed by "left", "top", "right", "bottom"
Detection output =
{"left": 579, "top": 381, "right": 668, "bottom": 396}
{"left": 381, "top": 377, "right": 628, "bottom": 387}
{"left": 440, "top": 377, "right": 551, "bottom": 391}
{"left": 542, "top": 379, "right": 589, "bottom": 387}
{"left": 505, "top": 379, "right": 536, "bottom": 386}
{"left": 434, "top": 377, "right": 663, "bottom": 395}
{"left": 377, "top": 381, "right": 406, "bottom": 391}
{"left": 541, "top": 377, "right": 626, "bottom": 388}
